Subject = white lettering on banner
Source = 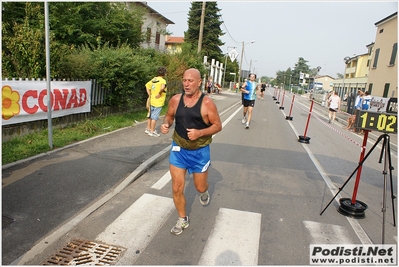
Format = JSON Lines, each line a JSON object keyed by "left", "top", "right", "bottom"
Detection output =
{"left": 2, "top": 80, "right": 91, "bottom": 125}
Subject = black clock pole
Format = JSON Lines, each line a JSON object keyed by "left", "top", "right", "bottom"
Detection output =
{"left": 378, "top": 133, "right": 396, "bottom": 244}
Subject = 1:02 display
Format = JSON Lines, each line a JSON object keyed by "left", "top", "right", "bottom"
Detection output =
{"left": 355, "top": 110, "right": 397, "bottom": 133}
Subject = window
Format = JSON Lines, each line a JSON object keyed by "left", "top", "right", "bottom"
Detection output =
{"left": 367, "top": 59, "right": 370, "bottom": 67}
{"left": 389, "top": 43, "right": 397, "bottom": 66}
{"left": 383, "top": 83, "right": 390, "bottom": 98}
{"left": 146, "top": 28, "right": 151, "bottom": 43}
{"left": 379, "top": 28, "right": 384, "bottom": 34}
{"left": 368, "top": 83, "right": 373, "bottom": 95}
{"left": 372, "top": 48, "right": 380, "bottom": 68}
{"left": 155, "top": 32, "right": 160, "bottom": 45}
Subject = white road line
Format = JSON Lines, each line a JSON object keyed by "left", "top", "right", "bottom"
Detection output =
{"left": 303, "top": 220, "right": 353, "bottom": 244}
{"left": 198, "top": 208, "right": 261, "bottom": 265}
{"left": 279, "top": 106, "right": 372, "bottom": 245}
{"left": 96, "top": 193, "right": 174, "bottom": 265}
{"left": 151, "top": 171, "right": 171, "bottom": 190}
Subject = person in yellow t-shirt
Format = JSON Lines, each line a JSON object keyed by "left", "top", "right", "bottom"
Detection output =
{"left": 145, "top": 66, "right": 167, "bottom": 137}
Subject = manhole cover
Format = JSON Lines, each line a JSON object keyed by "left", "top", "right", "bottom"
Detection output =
{"left": 42, "top": 239, "right": 126, "bottom": 265}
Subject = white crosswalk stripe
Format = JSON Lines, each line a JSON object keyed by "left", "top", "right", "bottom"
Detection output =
{"left": 198, "top": 208, "right": 262, "bottom": 265}
{"left": 95, "top": 193, "right": 175, "bottom": 265}
{"left": 90, "top": 192, "right": 359, "bottom": 265}
{"left": 303, "top": 220, "right": 353, "bottom": 244}
{"left": 151, "top": 171, "right": 171, "bottom": 190}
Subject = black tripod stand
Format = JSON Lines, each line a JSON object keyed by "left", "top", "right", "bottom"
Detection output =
{"left": 320, "top": 133, "right": 396, "bottom": 244}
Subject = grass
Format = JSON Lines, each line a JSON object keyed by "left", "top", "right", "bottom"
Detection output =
{"left": 2, "top": 107, "right": 167, "bottom": 165}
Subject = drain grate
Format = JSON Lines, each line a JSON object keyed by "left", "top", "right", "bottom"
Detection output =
{"left": 42, "top": 239, "right": 126, "bottom": 265}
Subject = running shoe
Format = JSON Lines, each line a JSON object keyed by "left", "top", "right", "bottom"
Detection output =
{"left": 148, "top": 131, "right": 160, "bottom": 137}
{"left": 199, "top": 190, "right": 210, "bottom": 206}
{"left": 241, "top": 117, "right": 246, "bottom": 124}
{"left": 145, "top": 128, "right": 150, "bottom": 134}
{"left": 245, "top": 122, "right": 250, "bottom": 129}
{"left": 171, "top": 216, "right": 189, "bottom": 235}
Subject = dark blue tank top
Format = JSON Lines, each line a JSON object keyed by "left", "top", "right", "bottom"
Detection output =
{"left": 175, "top": 92, "right": 209, "bottom": 140}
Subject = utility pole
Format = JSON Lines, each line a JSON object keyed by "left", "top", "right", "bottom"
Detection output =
{"left": 45, "top": 2, "right": 53, "bottom": 149}
{"left": 197, "top": 1, "right": 206, "bottom": 54}
{"left": 238, "top": 41, "right": 244, "bottom": 83}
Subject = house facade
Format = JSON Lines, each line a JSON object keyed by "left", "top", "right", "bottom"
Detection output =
{"left": 333, "top": 12, "right": 397, "bottom": 99}
{"left": 332, "top": 53, "right": 370, "bottom": 99}
{"left": 314, "top": 75, "right": 334, "bottom": 91}
{"left": 126, "top": 2, "right": 174, "bottom": 51}
{"left": 366, "top": 12, "right": 397, "bottom": 98}
{"left": 165, "top": 36, "right": 185, "bottom": 54}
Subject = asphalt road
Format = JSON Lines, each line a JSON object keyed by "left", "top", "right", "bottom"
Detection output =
{"left": 2, "top": 89, "right": 397, "bottom": 265}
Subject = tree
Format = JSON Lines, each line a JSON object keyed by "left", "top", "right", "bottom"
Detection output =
{"left": 50, "top": 2, "right": 144, "bottom": 48}
{"left": 185, "top": 2, "right": 224, "bottom": 62}
{"left": 2, "top": 2, "right": 46, "bottom": 78}
{"left": 2, "top": 2, "right": 145, "bottom": 78}
{"left": 292, "top": 57, "right": 312, "bottom": 85}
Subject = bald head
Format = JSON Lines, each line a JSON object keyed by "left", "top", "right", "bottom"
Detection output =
{"left": 184, "top": 68, "right": 201, "bottom": 79}
{"left": 182, "top": 68, "right": 202, "bottom": 96}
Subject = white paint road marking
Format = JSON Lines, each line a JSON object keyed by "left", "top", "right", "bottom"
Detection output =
{"left": 303, "top": 220, "right": 353, "bottom": 244}
{"left": 96, "top": 193, "right": 175, "bottom": 265}
{"left": 151, "top": 170, "right": 171, "bottom": 190}
{"left": 198, "top": 208, "right": 261, "bottom": 266}
{"left": 280, "top": 106, "right": 372, "bottom": 245}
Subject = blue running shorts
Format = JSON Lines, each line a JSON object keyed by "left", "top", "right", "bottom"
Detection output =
{"left": 169, "top": 141, "right": 211, "bottom": 174}
{"left": 150, "top": 106, "right": 162, "bottom": 120}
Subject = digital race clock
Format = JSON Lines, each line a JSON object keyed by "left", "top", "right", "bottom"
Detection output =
{"left": 354, "top": 110, "right": 397, "bottom": 134}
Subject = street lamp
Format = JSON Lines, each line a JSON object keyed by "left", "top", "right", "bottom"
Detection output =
{"left": 238, "top": 40, "right": 255, "bottom": 83}
{"left": 315, "top": 66, "right": 321, "bottom": 90}
{"left": 249, "top": 59, "right": 257, "bottom": 73}
{"left": 342, "top": 56, "right": 351, "bottom": 97}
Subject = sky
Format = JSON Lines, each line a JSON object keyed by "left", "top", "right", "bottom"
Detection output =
{"left": 146, "top": 0, "right": 397, "bottom": 78}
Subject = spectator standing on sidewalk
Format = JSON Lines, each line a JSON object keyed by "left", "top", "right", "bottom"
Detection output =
{"left": 206, "top": 76, "right": 213, "bottom": 96}
{"left": 145, "top": 66, "right": 167, "bottom": 137}
{"left": 240, "top": 73, "right": 258, "bottom": 129}
{"left": 160, "top": 68, "right": 222, "bottom": 235}
{"left": 362, "top": 91, "right": 372, "bottom": 111}
{"left": 345, "top": 90, "right": 364, "bottom": 131}
{"left": 327, "top": 90, "right": 341, "bottom": 123}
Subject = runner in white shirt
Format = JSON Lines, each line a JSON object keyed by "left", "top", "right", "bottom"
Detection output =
{"left": 328, "top": 91, "right": 341, "bottom": 123}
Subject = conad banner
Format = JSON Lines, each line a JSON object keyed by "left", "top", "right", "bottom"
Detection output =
{"left": 2, "top": 80, "right": 91, "bottom": 126}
